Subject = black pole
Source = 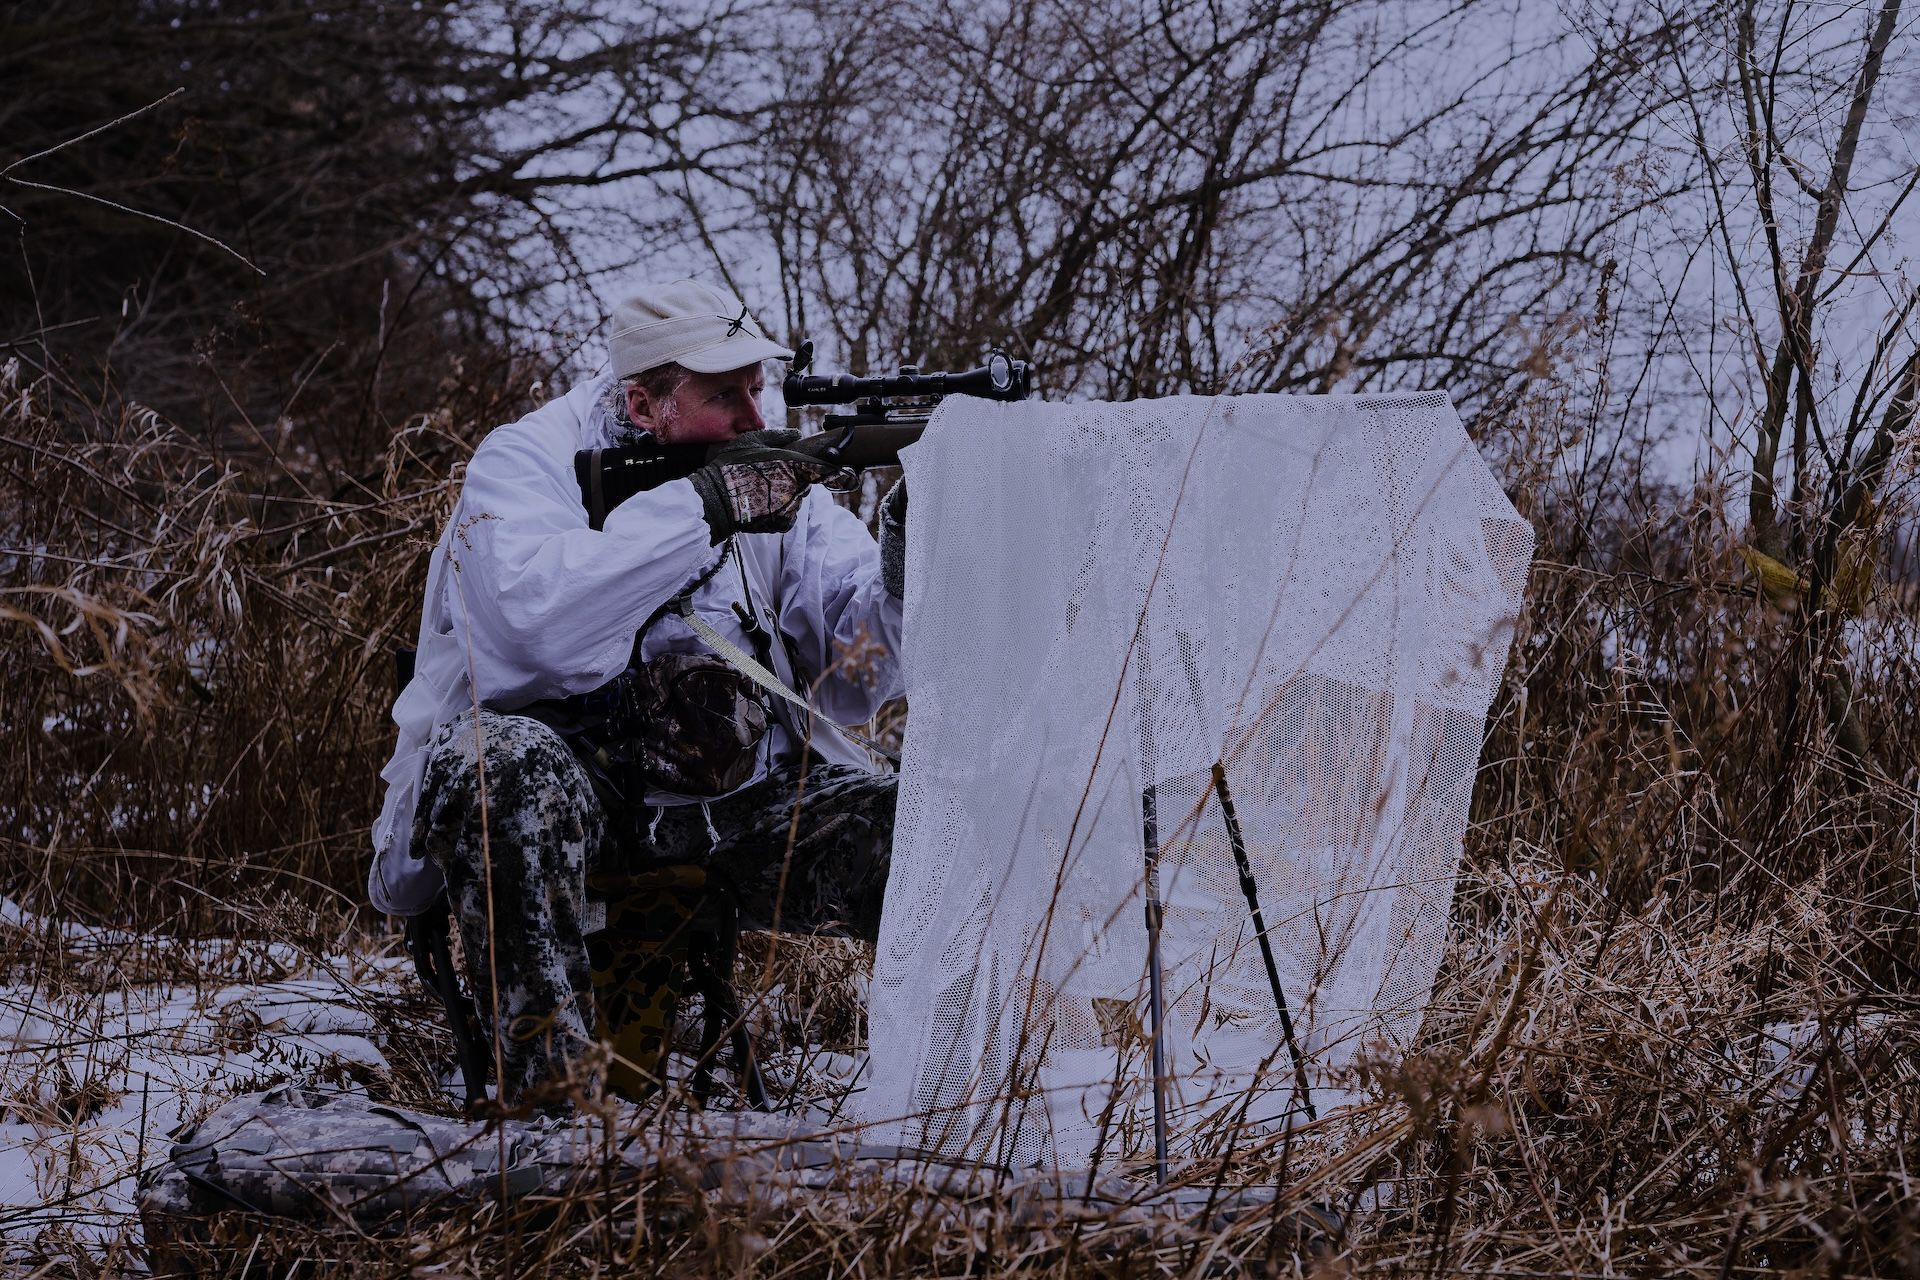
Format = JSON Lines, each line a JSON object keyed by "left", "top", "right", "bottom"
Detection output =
{"left": 1210, "top": 761, "right": 1317, "bottom": 1124}
{"left": 1141, "top": 783, "right": 1171, "bottom": 1184}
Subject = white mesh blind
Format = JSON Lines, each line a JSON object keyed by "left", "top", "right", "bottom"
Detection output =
{"left": 862, "top": 392, "right": 1533, "bottom": 1169}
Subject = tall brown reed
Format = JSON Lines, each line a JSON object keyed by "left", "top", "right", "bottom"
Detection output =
{"left": 0, "top": 349, "right": 519, "bottom": 938}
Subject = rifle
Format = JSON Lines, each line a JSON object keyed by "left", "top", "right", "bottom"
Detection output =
{"left": 576, "top": 343, "right": 1035, "bottom": 523}
{"left": 783, "top": 340, "right": 1034, "bottom": 470}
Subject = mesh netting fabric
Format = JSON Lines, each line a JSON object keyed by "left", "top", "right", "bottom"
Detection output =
{"left": 860, "top": 392, "right": 1534, "bottom": 1170}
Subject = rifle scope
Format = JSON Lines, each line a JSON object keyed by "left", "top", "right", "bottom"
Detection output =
{"left": 782, "top": 343, "right": 1032, "bottom": 407}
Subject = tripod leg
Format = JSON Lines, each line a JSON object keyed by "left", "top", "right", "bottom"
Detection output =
{"left": 687, "top": 892, "right": 772, "bottom": 1112}
{"left": 1212, "top": 762, "right": 1316, "bottom": 1123}
{"left": 405, "top": 899, "right": 491, "bottom": 1113}
{"left": 729, "top": 1015, "right": 771, "bottom": 1111}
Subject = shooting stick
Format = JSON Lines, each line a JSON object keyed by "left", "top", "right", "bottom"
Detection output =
{"left": 1140, "top": 783, "right": 1171, "bottom": 1185}
{"left": 1210, "top": 760, "right": 1317, "bottom": 1123}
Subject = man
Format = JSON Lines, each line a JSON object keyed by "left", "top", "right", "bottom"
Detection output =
{"left": 369, "top": 279, "right": 907, "bottom": 1107}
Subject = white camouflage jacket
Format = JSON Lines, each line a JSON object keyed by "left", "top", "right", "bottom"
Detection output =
{"left": 368, "top": 374, "right": 903, "bottom": 916}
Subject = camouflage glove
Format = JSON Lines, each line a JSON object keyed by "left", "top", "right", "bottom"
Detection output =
{"left": 879, "top": 478, "right": 908, "bottom": 600}
{"left": 688, "top": 428, "right": 839, "bottom": 543}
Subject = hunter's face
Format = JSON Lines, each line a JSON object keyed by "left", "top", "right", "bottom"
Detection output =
{"left": 629, "top": 364, "right": 766, "bottom": 445}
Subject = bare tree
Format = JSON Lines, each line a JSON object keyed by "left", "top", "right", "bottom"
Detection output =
{"left": 0, "top": 0, "right": 782, "bottom": 462}
{"left": 1644, "top": 0, "right": 1919, "bottom": 763}
{"left": 713, "top": 0, "right": 1697, "bottom": 429}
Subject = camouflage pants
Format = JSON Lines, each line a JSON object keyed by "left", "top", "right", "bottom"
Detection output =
{"left": 413, "top": 707, "right": 895, "bottom": 1106}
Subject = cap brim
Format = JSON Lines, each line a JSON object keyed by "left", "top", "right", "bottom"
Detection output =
{"left": 677, "top": 334, "right": 793, "bottom": 373}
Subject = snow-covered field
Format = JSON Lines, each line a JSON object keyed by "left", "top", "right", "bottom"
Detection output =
{"left": 0, "top": 896, "right": 431, "bottom": 1264}
{"left": 0, "top": 898, "right": 875, "bottom": 1267}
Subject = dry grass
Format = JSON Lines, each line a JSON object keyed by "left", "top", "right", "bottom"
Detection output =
{"left": 4, "top": 345, "right": 1919, "bottom": 1277}
{"left": 0, "top": 348, "right": 480, "bottom": 931}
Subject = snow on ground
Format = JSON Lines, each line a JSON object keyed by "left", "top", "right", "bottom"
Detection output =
{"left": 0, "top": 896, "right": 426, "bottom": 1262}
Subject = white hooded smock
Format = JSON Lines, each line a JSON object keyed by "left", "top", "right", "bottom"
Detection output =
{"left": 368, "top": 374, "right": 903, "bottom": 916}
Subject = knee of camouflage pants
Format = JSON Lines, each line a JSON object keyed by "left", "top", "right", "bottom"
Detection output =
{"left": 637, "top": 763, "right": 899, "bottom": 941}
{"left": 412, "top": 707, "right": 608, "bottom": 1110}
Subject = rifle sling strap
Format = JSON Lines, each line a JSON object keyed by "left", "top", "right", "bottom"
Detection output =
{"left": 676, "top": 592, "right": 899, "bottom": 765}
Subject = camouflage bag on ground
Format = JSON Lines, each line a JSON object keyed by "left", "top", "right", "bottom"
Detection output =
{"left": 138, "top": 1086, "right": 1343, "bottom": 1263}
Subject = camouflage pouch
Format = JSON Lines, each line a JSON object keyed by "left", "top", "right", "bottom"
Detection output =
{"left": 628, "top": 651, "right": 768, "bottom": 796}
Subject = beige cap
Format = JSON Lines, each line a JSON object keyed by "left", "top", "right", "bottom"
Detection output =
{"left": 607, "top": 279, "right": 792, "bottom": 379}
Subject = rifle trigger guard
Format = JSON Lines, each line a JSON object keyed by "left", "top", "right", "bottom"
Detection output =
{"left": 821, "top": 421, "right": 858, "bottom": 461}
{"left": 811, "top": 421, "right": 861, "bottom": 490}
